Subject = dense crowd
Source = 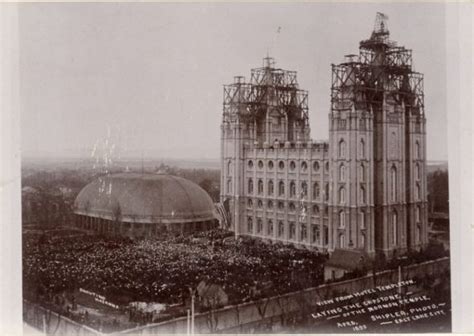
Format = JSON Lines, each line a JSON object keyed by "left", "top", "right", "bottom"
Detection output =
{"left": 23, "top": 229, "right": 327, "bottom": 308}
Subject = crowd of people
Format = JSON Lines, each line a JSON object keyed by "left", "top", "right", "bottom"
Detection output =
{"left": 23, "top": 228, "right": 327, "bottom": 311}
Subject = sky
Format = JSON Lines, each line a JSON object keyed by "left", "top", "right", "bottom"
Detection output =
{"left": 19, "top": 3, "right": 447, "bottom": 161}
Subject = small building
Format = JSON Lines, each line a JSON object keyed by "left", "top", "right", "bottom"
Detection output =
{"left": 73, "top": 173, "right": 218, "bottom": 238}
{"left": 324, "top": 249, "right": 369, "bottom": 281}
{"left": 196, "top": 280, "right": 228, "bottom": 309}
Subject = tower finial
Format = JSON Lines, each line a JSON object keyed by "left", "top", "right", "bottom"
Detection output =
{"left": 374, "top": 12, "right": 389, "bottom": 34}
{"left": 263, "top": 56, "right": 275, "bottom": 68}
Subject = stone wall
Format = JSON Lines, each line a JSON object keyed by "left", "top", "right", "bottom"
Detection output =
{"left": 23, "top": 301, "right": 100, "bottom": 336}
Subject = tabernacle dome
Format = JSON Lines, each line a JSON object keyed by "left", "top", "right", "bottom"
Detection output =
{"left": 74, "top": 173, "right": 217, "bottom": 238}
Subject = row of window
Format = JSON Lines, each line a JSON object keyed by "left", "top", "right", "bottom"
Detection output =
{"left": 246, "top": 179, "right": 368, "bottom": 205}
{"left": 389, "top": 166, "right": 423, "bottom": 202}
{"left": 337, "top": 233, "right": 367, "bottom": 249}
{"left": 335, "top": 138, "right": 422, "bottom": 160}
{"left": 247, "top": 217, "right": 329, "bottom": 244}
{"left": 388, "top": 208, "right": 423, "bottom": 247}
{"left": 336, "top": 210, "right": 367, "bottom": 229}
{"left": 241, "top": 162, "right": 420, "bottom": 184}
{"left": 231, "top": 173, "right": 420, "bottom": 204}
{"left": 336, "top": 186, "right": 367, "bottom": 204}
{"left": 247, "top": 159, "right": 329, "bottom": 172}
{"left": 336, "top": 206, "right": 422, "bottom": 232}
{"left": 338, "top": 164, "right": 366, "bottom": 182}
{"left": 247, "top": 199, "right": 329, "bottom": 215}
{"left": 337, "top": 138, "right": 366, "bottom": 159}
{"left": 234, "top": 140, "right": 422, "bottom": 176}
{"left": 247, "top": 216, "right": 370, "bottom": 249}
{"left": 247, "top": 210, "right": 423, "bottom": 248}
{"left": 248, "top": 204, "right": 374, "bottom": 231}
{"left": 247, "top": 179, "right": 329, "bottom": 200}
{"left": 247, "top": 211, "right": 422, "bottom": 248}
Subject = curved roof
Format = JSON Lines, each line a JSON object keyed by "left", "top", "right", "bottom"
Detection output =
{"left": 74, "top": 173, "right": 216, "bottom": 224}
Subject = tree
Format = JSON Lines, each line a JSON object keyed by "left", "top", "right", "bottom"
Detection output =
{"left": 199, "top": 178, "right": 219, "bottom": 202}
{"left": 427, "top": 169, "right": 449, "bottom": 214}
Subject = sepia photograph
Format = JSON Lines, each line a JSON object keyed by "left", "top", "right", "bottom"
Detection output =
{"left": 0, "top": 1, "right": 471, "bottom": 335}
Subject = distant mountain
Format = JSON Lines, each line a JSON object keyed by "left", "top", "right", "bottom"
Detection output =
{"left": 22, "top": 156, "right": 221, "bottom": 171}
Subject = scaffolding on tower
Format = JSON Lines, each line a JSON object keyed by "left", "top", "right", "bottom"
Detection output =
{"left": 330, "top": 12, "right": 424, "bottom": 116}
{"left": 223, "top": 57, "right": 309, "bottom": 128}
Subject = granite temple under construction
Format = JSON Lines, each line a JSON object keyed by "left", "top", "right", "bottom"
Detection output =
{"left": 220, "top": 13, "right": 428, "bottom": 256}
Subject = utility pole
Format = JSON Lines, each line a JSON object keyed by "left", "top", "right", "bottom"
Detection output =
{"left": 187, "top": 309, "right": 190, "bottom": 335}
{"left": 189, "top": 287, "right": 196, "bottom": 335}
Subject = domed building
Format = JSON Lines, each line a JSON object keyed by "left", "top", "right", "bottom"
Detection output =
{"left": 74, "top": 173, "right": 218, "bottom": 238}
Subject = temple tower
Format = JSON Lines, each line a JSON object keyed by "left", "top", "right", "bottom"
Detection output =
{"left": 329, "top": 13, "right": 428, "bottom": 255}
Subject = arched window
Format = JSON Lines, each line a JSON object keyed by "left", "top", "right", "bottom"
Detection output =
{"left": 360, "top": 164, "right": 365, "bottom": 182}
{"left": 416, "top": 205, "right": 421, "bottom": 223}
{"left": 289, "top": 203, "right": 296, "bottom": 212}
{"left": 227, "top": 179, "right": 232, "bottom": 193}
{"left": 325, "top": 162, "right": 329, "bottom": 172}
{"left": 415, "top": 141, "right": 421, "bottom": 159}
{"left": 289, "top": 223, "right": 296, "bottom": 239}
{"left": 227, "top": 160, "right": 232, "bottom": 175}
{"left": 360, "top": 139, "right": 366, "bottom": 159}
{"left": 258, "top": 179, "right": 264, "bottom": 195}
{"left": 415, "top": 163, "right": 421, "bottom": 180}
{"left": 361, "top": 234, "right": 366, "bottom": 249}
{"left": 301, "top": 224, "right": 307, "bottom": 241}
{"left": 267, "top": 200, "right": 273, "bottom": 209}
{"left": 301, "top": 161, "right": 308, "bottom": 172}
{"left": 339, "top": 187, "right": 346, "bottom": 204}
{"left": 278, "top": 201, "right": 284, "bottom": 210}
{"left": 301, "top": 182, "right": 308, "bottom": 197}
{"left": 360, "top": 211, "right": 366, "bottom": 229}
{"left": 313, "top": 182, "right": 320, "bottom": 199}
{"left": 339, "top": 234, "right": 345, "bottom": 248}
{"left": 324, "top": 183, "right": 329, "bottom": 201}
{"left": 248, "top": 160, "right": 254, "bottom": 169}
{"left": 312, "top": 226, "right": 320, "bottom": 243}
{"left": 257, "top": 218, "right": 263, "bottom": 233}
{"left": 247, "top": 217, "right": 253, "bottom": 233}
{"left": 247, "top": 198, "right": 253, "bottom": 208}
{"left": 279, "top": 161, "right": 285, "bottom": 170}
{"left": 313, "top": 161, "right": 320, "bottom": 172}
{"left": 416, "top": 225, "right": 421, "bottom": 244}
{"left": 360, "top": 186, "right": 366, "bottom": 204}
{"left": 339, "top": 210, "right": 345, "bottom": 228}
{"left": 268, "top": 180, "right": 274, "bottom": 195}
{"left": 338, "top": 139, "right": 346, "bottom": 158}
{"left": 391, "top": 211, "right": 398, "bottom": 246}
{"left": 313, "top": 205, "right": 319, "bottom": 215}
{"left": 258, "top": 160, "right": 264, "bottom": 169}
{"left": 416, "top": 183, "right": 421, "bottom": 200}
{"left": 268, "top": 160, "right": 274, "bottom": 170}
{"left": 278, "top": 221, "right": 284, "bottom": 237}
{"left": 268, "top": 220, "right": 273, "bottom": 235}
{"left": 290, "top": 181, "right": 296, "bottom": 198}
{"left": 339, "top": 164, "right": 346, "bottom": 181}
{"left": 248, "top": 179, "right": 254, "bottom": 194}
{"left": 290, "top": 161, "right": 296, "bottom": 171}
{"left": 257, "top": 200, "right": 263, "bottom": 208}
{"left": 278, "top": 181, "right": 285, "bottom": 196}
{"left": 390, "top": 166, "right": 397, "bottom": 202}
